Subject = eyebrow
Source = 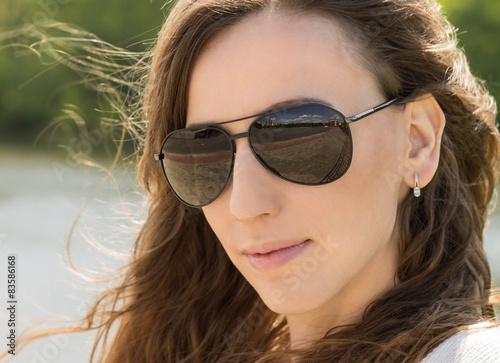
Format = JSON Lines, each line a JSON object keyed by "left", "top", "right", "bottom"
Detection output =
{"left": 186, "top": 96, "right": 334, "bottom": 128}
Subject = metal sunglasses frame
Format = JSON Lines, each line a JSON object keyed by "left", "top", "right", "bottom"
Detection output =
{"left": 154, "top": 98, "right": 397, "bottom": 207}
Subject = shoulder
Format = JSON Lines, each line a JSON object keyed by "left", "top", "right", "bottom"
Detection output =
{"left": 421, "top": 323, "right": 500, "bottom": 363}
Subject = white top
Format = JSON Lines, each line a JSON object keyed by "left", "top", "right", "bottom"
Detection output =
{"left": 421, "top": 323, "right": 500, "bottom": 362}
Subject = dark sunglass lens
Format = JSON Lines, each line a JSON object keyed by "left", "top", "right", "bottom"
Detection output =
{"left": 249, "top": 105, "right": 352, "bottom": 184}
{"left": 161, "top": 128, "right": 233, "bottom": 206}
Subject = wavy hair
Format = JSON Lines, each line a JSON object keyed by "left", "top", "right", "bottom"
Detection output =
{"left": 7, "top": 0, "right": 500, "bottom": 362}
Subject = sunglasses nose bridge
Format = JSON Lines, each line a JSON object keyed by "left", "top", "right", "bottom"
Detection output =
{"left": 227, "top": 130, "right": 265, "bottom": 184}
{"left": 229, "top": 132, "right": 248, "bottom": 142}
{"left": 228, "top": 131, "right": 250, "bottom": 153}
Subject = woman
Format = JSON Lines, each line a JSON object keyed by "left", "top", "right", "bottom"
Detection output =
{"left": 10, "top": 0, "right": 500, "bottom": 362}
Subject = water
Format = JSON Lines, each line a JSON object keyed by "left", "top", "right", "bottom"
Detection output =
{"left": 0, "top": 148, "right": 499, "bottom": 362}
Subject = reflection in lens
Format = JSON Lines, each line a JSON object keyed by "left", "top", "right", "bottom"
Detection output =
{"left": 250, "top": 105, "right": 352, "bottom": 184}
{"left": 161, "top": 128, "right": 233, "bottom": 206}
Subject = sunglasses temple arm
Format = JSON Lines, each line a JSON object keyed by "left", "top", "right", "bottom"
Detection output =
{"left": 346, "top": 99, "right": 398, "bottom": 124}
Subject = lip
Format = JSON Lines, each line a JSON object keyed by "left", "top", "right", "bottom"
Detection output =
{"left": 243, "top": 239, "right": 312, "bottom": 271}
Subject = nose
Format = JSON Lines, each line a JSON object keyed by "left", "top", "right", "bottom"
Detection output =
{"left": 228, "top": 139, "right": 281, "bottom": 221}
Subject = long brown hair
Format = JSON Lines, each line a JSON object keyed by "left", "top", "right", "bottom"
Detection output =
{"left": 8, "top": 0, "right": 500, "bottom": 362}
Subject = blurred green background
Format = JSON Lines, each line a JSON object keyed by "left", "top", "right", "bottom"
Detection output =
{"left": 0, "top": 0, "right": 499, "bottom": 149}
{"left": 0, "top": 0, "right": 168, "bottom": 151}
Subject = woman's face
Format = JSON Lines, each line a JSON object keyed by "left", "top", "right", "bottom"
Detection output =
{"left": 186, "top": 11, "right": 410, "bottom": 336}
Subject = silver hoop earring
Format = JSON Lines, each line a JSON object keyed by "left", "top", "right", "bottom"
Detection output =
{"left": 414, "top": 173, "right": 421, "bottom": 198}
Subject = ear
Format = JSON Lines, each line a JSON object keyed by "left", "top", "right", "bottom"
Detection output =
{"left": 402, "top": 94, "right": 446, "bottom": 189}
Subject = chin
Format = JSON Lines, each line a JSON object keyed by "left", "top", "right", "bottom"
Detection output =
{"left": 256, "top": 283, "right": 334, "bottom": 316}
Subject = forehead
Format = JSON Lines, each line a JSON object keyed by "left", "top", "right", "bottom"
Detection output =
{"left": 186, "top": 10, "right": 379, "bottom": 130}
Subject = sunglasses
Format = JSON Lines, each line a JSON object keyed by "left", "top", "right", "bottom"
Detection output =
{"left": 155, "top": 99, "right": 397, "bottom": 207}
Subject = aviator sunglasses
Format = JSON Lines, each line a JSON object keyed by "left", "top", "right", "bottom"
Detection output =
{"left": 155, "top": 99, "right": 397, "bottom": 207}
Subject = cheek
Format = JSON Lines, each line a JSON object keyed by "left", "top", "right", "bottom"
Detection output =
{"left": 201, "top": 206, "right": 226, "bottom": 239}
{"left": 350, "top": 120, "right": 406, "bottom": 196}
{"left": 201, "top": 203, "right": 238, "bottom": 260}
{"left": 299, "top": 122, "right": 405, "bottom": 240}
